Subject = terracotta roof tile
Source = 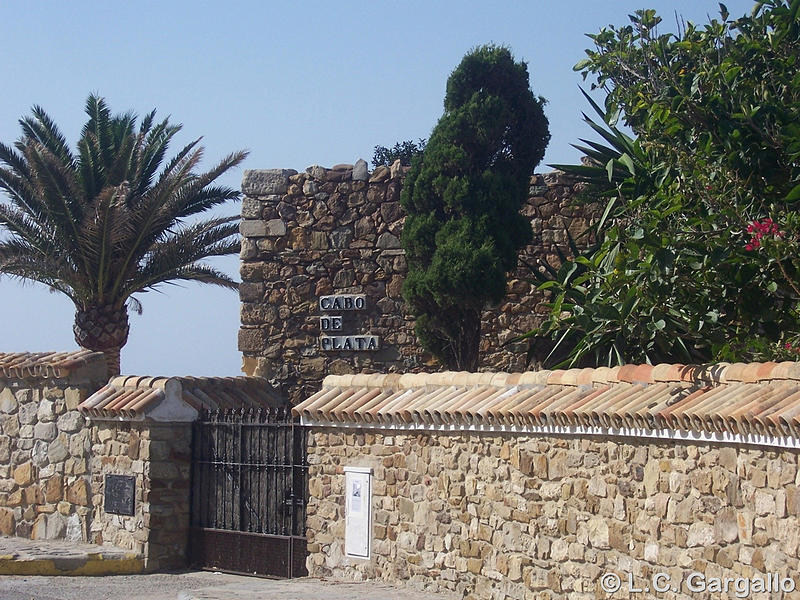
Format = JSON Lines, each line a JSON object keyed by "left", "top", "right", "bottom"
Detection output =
{"left": 292, "top": 362, "right": 800, "bottom": 440}
{"left": 0, "top": 351, "right": 106, "bottom": 379}
{"left": 79, "top": 376, "right": 284, "bottom": 421}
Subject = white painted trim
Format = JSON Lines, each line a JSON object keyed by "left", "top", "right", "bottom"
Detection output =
{"left": 343, "top": 466, "right": 374, "bottom": 474}
{"left": 300, "top": 418, "right": 800, "bottom": 449}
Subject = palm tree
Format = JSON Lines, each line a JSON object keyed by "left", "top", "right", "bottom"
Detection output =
{"left": 0, "top": 95, "right": 248, "bottom": 375}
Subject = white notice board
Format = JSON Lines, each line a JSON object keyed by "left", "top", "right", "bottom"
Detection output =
{"left": 344, "top": 466, "right": 372, "bottom": 559}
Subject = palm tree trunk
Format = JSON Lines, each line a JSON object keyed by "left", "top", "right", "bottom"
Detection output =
{"left": 102, "top": 348, "right": 122, "bottom": 377}
{"left": 73, "top": 304, "right": 129, "bottom": 377}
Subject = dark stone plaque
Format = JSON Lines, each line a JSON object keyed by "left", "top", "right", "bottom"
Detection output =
{"left": 104, "top": 474, "right": 136, "bottom": 516}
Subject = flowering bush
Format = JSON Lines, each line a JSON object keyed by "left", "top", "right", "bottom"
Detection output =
{"left": 745, "top": 218, "right": 782, "bottom": 251}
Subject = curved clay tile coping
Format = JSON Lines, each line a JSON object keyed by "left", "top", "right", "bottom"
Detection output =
{"left": 757, "top": 385, "right": 800, "bottom": 425}
{"left": 293, "top": 387, "right": 331, "bottom": 416}
{"left": 772, "top": 394, "right": 800, "bottom": 434}
{"left": 342, "top": 388, "right": 389, "bottom": 422}
{"left": 432, "top": 386, "right": 480, "bottom": 423}
{"left": 657, "top": 382, "right": 726, "bottom": 429}
{"left": 568, "top": 386, "right": 610, "bottom": 427}
{"left": 557, "top": 384, "right": 609, "bottom": 425}
{"left": 720, "top": 362, "right": 749, "bottom": 383}
{"left": 697, "top": 385, "right": 766, "bottom": 432}
{"left": 529, "top": 387, "right": 584, "bottom": 426}
{"left": 546, "top": 370, "right": 567, "bottom": 385}
{"left": 126, "top": 389, "right": 165, "bottom": 416}
{"left": 297, "top": 387, "right": 345, "bottom": 419}
{"left": 349, "top": 373, "right": 378, "bottom": 388}
{"left": 446, "top": 387, "right": 497, "bottom": 421}
{"left": 523, "top": 387, "right": 577, "bottom": 426}
{"left": 379, "top": 373, "right": 402, "bottom": 389}
{"left": 633, "top": 384, "right": 691, "bottom": 429}
{"left": 619, "top": 384, "right": 671, "bottom": 428}
{"left": 79, "top": 386, "right": 116, "bottom": 413}
{"left": 470, "top": 386, "right": 521, "bottom": 423}
{"left": 505, "top": 386, "right": 554, "bottom": 424}
{"left": 372, "top": 388, "right": 423, "bottom": 423}
{"left": 104, "top": 387, "right": 151, "bottom": 414}
{"left": 399, "top": 386, "right": 448, "bottom": 423}
{"left": 181, "top": 390, "right": 205, "bottom": 411}
{"left": 353, "top": 388, "right": 405, "bottom": 422}
{"left": 323, "top": 375, "right": 354, "bottom": 388}
{"left": 462, "top": 386, "right": 508, "bottom": 422}
{"left": 517, "top": 371, "right": 552, "bottom": 385}
{"left": 191, "top": 387, "right": 223, "bottom": 411}
{"left": 682, "top": 385, "right": 758, "bottom": 432}
{"left": 590, "top": 366, "right": 619, "bottom": 384}
{"left": 617, "top": 364, "right": 646, "bottom": 383}
{"left": 314, "top": 387, "right": 359, "bottom": 420}
{"left": 387, "top": 386, "right": 433, "bottom": 423}
{"left": 771, "top": 362, "right": 800, "bottom": 380}
{"left": 91, "top": 389, "right": 130, "bottom": 415}
{"left": 585, "top": 384, "right": 638, "bottom": 427}
{"left": 653, "top": 387, "right": 709, "bottom": 429}
{"left": 714, "top": 382, "right": 780, "bottom": 421}
{"left": 597, "top": 385, "right": 649, "bottom": 428}
{"left": 412, "top": 386, "right": 464, "bottom": 424}
{"left": 686, "top": 385, "right": 754, "bottom": 432}
{"left": 330, "top": 388, "right": 381, "bottom": 422}
{"left": 554, "top": 368, "right": 583, "bottom": 386}
{"left": 489, "top": 373, "right": 513, "bottom": 386}
{"left": 397, "top": 373, "right": 429, "bottom": 389}
{"left": 553, "top": 386, "right": 601, "bottom": 427}
{"left": 487, "top": 386, "right": 543, "bottom": 423}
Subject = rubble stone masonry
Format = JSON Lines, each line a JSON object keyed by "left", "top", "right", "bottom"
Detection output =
{"left": 239, "top": 163, "right": 594, "bottom": 404}
{"left": 307, "top": 430, "right": 800, "bottom": 599}
{"left": 0, "top": 361, "right": 192, "bottom": 571}
{"left": 89, "top": 421, "right": 191, "bottom": 571}
{"left": 0, "top": 374, "right": 102, "bottom": 542}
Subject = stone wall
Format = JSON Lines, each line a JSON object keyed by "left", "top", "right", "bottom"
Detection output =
{"left": 307, "top": 430, "right": 800, "bottom": 599}
{"left": 239, "top": 163, "right": 593, "bottom": 403}
{"left": 0, "top": 357, "right": 194, "bottom": 572}
{"left": 89, "top": 420, "right": 192, "bottom": 571}
{"left": 0, "top": 372, "right": 104, "bottom": 542}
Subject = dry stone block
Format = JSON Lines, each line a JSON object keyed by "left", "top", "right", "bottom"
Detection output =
{"left": 265, "top": 219, "right": 287, "bottom": 236}
{"left": 241, "top": 169, "right": 295, "bottom": 195}
{"left": 13, "top": 462, "right": 33, "bottom": 486}
{"left": 18, "top": 403, "right": 37, "bottom": 425}
{"left": 352, "top": 159, "right": 368, "bottom": 181}
{"left": 0, "top": 388, "right": 17, "bottom": 413}
{"left": 33, "top": 422, "right": 57, "bottom": 441}
{"left": 0, "top": 508, "right": 15, "bottom": 536}
{"left": 48, "top": 439, "right": 69, "bottom": 463}
{"left": 240, "top": 220, "right": 267, "bottom": 237}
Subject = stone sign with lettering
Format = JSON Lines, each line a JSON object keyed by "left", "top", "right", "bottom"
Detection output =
{"left": 319, "top": 295, "right": 366, "bottom": 311}
{"left": 321, "top": 335, "right": 380, "bottom": 351}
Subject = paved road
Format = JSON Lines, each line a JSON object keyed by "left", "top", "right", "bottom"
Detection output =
{"left": 0, "top": 571, "right": 459, "bottom": 600}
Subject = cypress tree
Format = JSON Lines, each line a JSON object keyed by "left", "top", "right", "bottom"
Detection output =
{"left": 401, "top": 45, "right": 550, "bottom": 370}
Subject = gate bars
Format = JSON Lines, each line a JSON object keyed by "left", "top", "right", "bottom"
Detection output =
{"left": 189, "top": 407, "right": 308, "bottom": 578}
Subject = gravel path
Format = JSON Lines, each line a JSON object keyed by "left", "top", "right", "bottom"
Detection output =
{"left": 0, "top": 572, "right": 458, "bottom": 600}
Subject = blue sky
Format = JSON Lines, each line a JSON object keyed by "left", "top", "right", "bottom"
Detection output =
{"left": 0, "top": 1, "right": 755, "bottom": 376}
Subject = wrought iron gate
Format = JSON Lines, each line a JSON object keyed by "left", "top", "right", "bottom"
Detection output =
{"left": 189, "top": 407, "right": 308, "bottom": 578}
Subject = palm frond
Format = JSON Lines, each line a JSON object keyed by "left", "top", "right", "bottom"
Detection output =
{"left": 19, "top": 106, "right": 75, "bottom": 168}
{"left": 0, "top": 94, "right": 245, "bottom": 328}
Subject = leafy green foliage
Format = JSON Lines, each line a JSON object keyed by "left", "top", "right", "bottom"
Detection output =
{"left": 402, "top": 45, "right": 549, "bottom": 370}
{"left": 371, "top": 139, "right": 426, "bottom": 168}
{"left": 0, "top": 95, "right": 247, "bottom": 369}
{"left": 529, "top": 1, "right": 800, "bottom": 367}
